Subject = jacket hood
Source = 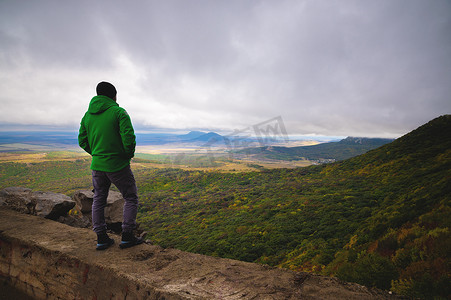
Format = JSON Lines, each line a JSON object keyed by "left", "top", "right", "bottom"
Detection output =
{"left": 88, "top": 95, "right": 118, "bottom": 114}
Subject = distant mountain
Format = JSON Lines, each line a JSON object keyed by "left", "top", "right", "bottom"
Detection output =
{"left": 339, "top": 136, "right": 394, "bottom": 146}
{"left": 238, "top": 136, "right": 394, "bottom": 161}
{"left": 175, "top": 131, "right": 226, "bottom": 145}
{"left": 0, "top": 130, "right": 228, "bottom": 149}
{"left": 176, "top": 131, "right": 207, "bottom": 140}
{"left": 0, "top": 131, "right": 77, "bottom": 146}
{"left": 189, "top": 132, "right": 224, "bottom": 143}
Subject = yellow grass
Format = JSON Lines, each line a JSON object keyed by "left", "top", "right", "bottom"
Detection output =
{"left": 0, "top": 151, "right": 89, "bottom": 163}
{"left": 132, "top": 157, "right": 313, "bottom": 173}
{"left": 0, "top": 148, "right": 313, "bottom": 172}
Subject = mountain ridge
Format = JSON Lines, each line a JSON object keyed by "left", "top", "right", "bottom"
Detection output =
{"left": 238, "top": 136, "right": 394, "bottom": 161}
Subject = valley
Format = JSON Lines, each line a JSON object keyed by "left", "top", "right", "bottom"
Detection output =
{"left": 0, "top": 115, "right": 449, "bottom": 299}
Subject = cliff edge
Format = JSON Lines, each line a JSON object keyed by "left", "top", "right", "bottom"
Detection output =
{"left": 0, "top": 207, "right": 402, "bottom": 299}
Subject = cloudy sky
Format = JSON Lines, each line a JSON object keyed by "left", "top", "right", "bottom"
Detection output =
{"left": 0, "top": 0, "right": 450, "bottom": 138}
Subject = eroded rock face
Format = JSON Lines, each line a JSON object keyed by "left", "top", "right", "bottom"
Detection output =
{"left": 0, "top": 187, "right": 75, "bottom": 220}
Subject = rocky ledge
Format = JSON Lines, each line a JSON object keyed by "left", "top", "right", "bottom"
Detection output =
{"left": 0, "top": 187, "right": 125, "bottom": 231}
{"left": 0, "top": 187, "right": 75, "bottom": 220}
{"left": 0, "top": 188, "right": 405, "bottom": 299}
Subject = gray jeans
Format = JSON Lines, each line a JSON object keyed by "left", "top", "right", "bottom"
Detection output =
{"left": 91, "top": 165, "right": 138, "bottom": 234}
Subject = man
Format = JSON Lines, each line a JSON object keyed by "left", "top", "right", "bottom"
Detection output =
{"left": 78, "top": 81, "right": 143, "bottom": 250}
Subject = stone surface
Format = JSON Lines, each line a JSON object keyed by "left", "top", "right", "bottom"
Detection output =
{"left": 73, "top": 190, "right": 94, "bottom": 213}
{"left": 31, "top": 191, "right": 75, "bottom": 220}
{"left": 0, "top": 207, "right": 405, "bottom": 300}
{"left": 73, "top": 190, "right": 124, "bottom": 224}
{"left": 104, "top": 191, "right": 125, "bottom": 224}
{"left": 0, "top": 187, "right": 34, "bottom": 214}
{"left": 0, "top": 187, "right": 74, "bottom": 220}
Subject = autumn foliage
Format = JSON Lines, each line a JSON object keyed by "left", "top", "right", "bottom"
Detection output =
{"left": 1, "top": 115, "right": 450, "bottom": 299}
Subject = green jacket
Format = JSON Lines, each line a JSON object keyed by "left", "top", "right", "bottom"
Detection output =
{"left": 78, "top": 95, "right": 136, "bottom": 172}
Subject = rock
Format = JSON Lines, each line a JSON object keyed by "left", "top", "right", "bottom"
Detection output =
{"left": 31, "top": 191, "right": 75, "bottom": 220}
{"left": 104, "top": 191, "right": 124, "bottom": 224}
{"left": 57, "top": 214, "right": 91, "bottom": 228}
{"left": 0, "top": 187, "right": 34, "bottom": 214}
{"left": 1, "top": 208, "right": 405, "bottom": 300}
{"left": 1, "top": 187, "right": 126, "bottom": 232}
{"left": 73, "top": 190, "right": 94, "bottom": 213}
{"left": 0, "top": 187, "right": 75, "bottom": 220}
{"left": 73, "top": 190, "right": 125, "bottom": 231}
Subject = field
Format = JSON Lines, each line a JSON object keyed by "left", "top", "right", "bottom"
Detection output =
{"left": 0, "top": 150, "right": 312, "bottom": 194}
{"left": 0, "top": 149, "right": 312, "bottom": 170}
{"left": 0, "top": 151, "right": 89, "bottom": 163}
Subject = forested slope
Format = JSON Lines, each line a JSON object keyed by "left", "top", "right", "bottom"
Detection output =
{"left": 238, "top": 136, "right": 393, "bottom": 161}
{"left": 136, "top": 115, "right": 450, "bottom": 298}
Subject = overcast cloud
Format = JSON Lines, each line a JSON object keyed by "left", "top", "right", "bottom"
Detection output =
{"left": 0, "top": 0, "right": 450, "bottom": 137}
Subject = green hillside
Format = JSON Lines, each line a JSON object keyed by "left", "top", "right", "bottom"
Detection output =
{"left": 135, "top": 115, "right": 450, "bottom": 298}
{"left": 238, "top": 136, "right": 393, "bottom": 161}
{"left": 0, "top": 116, "right": 449, "bottom": 298}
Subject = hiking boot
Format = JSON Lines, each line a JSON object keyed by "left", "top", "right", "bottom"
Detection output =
{"left": 120, "top": 231, "right": 144, "bottom": 249}
{"left": 96, "top": 232, "right": 114, "bottom": 250}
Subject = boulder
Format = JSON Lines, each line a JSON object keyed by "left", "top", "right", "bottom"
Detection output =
{"left": 1, "top": 187, "right": 126, "bottom": 231}
{"left": 73, "top": 190, "right": 95, "bottom": 213}
{"left": 57, "top": 214, "right": 91, "bottom": 229}
{"left": 104, "top": 191, "right": 125, "bottom": 224}
{"left": 73, "top": 190, "right": 125, "bottom": 230}
{"left": 0, "top": 187, "right": 75, "bottom": 220}
{"left": 0, "top": 187, "right": 34, "bottom": 214}
{"left": 31, "top": 191, "right": 75, "bottom": 220}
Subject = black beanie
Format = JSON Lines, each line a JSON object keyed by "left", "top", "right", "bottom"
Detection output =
{"left": 96, "top": 81, "right": 117, "bottom": 99}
